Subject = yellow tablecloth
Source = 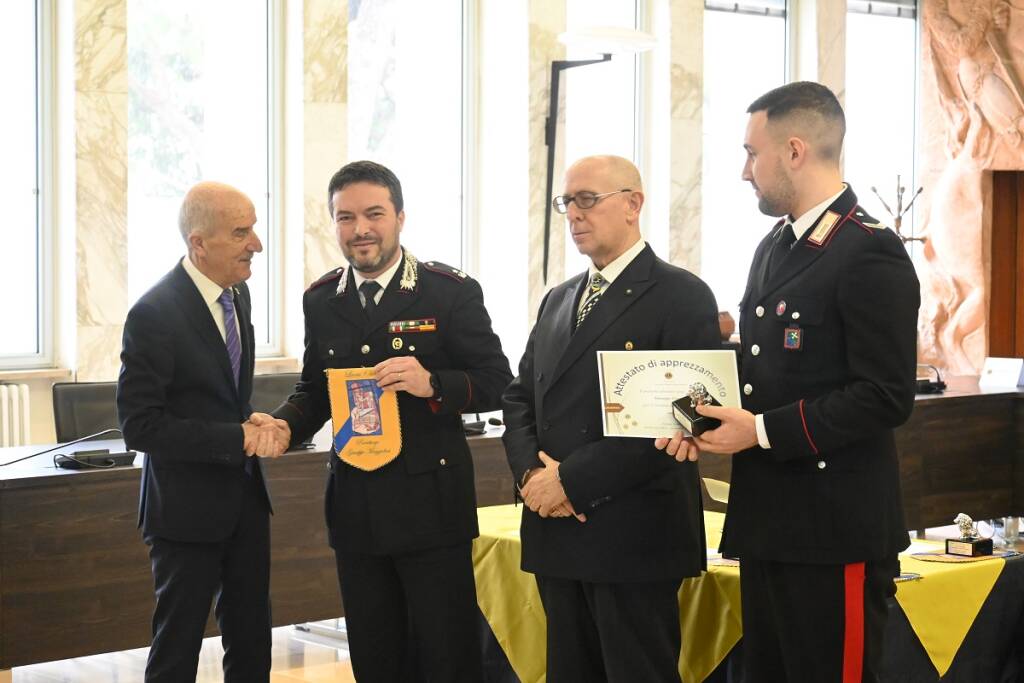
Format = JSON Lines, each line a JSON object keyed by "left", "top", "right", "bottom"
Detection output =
{"left": 473, "top": 506, "right": 740, "bottom": 683}
{"left": 473, "top": 505, "right": 1005, "bottom": 682}
{"left": 894, "top": 544, "right": 1004, "bottom": 677}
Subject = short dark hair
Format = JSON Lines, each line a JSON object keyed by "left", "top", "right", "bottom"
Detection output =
{"left": 327, "top": 160, "right": 404, "bottom": 215}
{"left": 747, "top": 81, "right": 846, "bottom": 160}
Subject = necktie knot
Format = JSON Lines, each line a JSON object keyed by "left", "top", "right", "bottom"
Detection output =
{"left": 218, "top": 289, "right": 234, "bottom": 309}
{"left": 777, "top": 223, "right": 796, "bottom": 248}
{"left": 764, "top": 223, "right": 796, "bottom": 282}
{"left": 576, "top": 273, "right": 606, "bottom": 330}
{"left": 360, "top": 280, "right": 382, "bottom": 314}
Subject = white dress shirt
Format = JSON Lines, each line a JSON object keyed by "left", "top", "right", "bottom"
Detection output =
{"left": 181, "top": 255, "right": 240, "bottom": 343}
{"left": 352, "top": 252, "right": 404, "bottom": 307}
{"left": 577, "top": 238, "right": 647, "bottom": 316}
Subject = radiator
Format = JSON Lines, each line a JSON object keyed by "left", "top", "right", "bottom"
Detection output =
{"left": 0, "top": 383, "right": 31, "bottom": 447}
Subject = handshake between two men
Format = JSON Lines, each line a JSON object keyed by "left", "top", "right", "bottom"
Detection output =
{"left": 236, "top": 357, "right": 430, "bottom": 459}
{"left": 243, "top": 413, "right": 292, "bottom": 458}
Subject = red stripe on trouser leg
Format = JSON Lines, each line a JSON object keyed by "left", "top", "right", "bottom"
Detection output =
{"left": 843, "top": 562, "right": 866, "bottom": 683}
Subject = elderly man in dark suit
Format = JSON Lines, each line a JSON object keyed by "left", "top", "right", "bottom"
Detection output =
{"left": 659, "top": 82, "right": 920, "bottom": 681}
{"left": 502, "top": 155, "right": 721, "bottom": 683}
{"left": 269, "top": 160, "right": 512, "bottom": 682}
{"left": 117, "top": 181, "right": 290, "bottom": 682}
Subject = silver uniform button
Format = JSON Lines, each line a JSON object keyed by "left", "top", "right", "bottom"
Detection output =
{"left": 361, "top": 344, "right": 370, "bottom": 355}
{"left": 817, "top": 460, "right": 826, "bottom": 469}
{"left": 755, "top": 305, "right": 765, "bottom": 317}
{"left": 743, "top": 383, "right": 753, "bottom": 396}
{"left": 751, "top": 344, "right": 760, "bottom": 356}
{"left": 328, "top": 349, "right": 334, "bottom": 356}
{"left": 439, "top": 458, "right": 447, "bottom": 466}
{"left": 792, "top": 312, "right": 801, "bottom": 320}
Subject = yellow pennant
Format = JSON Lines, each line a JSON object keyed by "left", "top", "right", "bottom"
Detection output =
{"left": 327, "top": 368, "right": 402, "bottom": 471}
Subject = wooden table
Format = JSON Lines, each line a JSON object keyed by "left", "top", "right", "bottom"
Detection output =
{"left": 0, "top": 431, "right": 513, "bottom": 672}
{"left": 1, "top": 380, "right": 1020, "bottom": 673}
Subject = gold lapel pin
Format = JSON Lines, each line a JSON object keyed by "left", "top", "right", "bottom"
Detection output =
{"left": 392, "top": 337, "right": 403, "bottom": 350}
{"left": 625, "top": 341, "right": 635, "bottom": 350}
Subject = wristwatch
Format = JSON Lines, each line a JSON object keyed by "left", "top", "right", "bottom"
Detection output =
{"left": 428, "top": 373, "right": 442, "bottom": 400}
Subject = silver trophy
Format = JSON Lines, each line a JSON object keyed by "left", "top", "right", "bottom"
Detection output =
{"left": 946, "top": 513, "right": 993, "bottom": 556}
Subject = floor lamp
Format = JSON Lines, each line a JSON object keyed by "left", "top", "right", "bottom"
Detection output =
{"left": 542, "top": 27, "right": 656, "bottom": 284}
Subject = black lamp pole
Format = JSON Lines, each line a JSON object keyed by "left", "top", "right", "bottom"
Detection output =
{"left": 543, "top": 53, "right": 611, "bottom": 284}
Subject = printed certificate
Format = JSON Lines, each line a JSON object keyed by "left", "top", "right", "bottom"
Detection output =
{"left": 327, "top": 368, "right": 402, "bottom": 470}
{"left": 597, "top": 350, "right": 741, "bottom": 438}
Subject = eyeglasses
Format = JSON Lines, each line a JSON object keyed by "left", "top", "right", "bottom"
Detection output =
{"left": 552, "top": 189, "right": 631, "bottom": 214}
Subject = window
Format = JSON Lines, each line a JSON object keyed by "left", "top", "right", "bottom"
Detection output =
{"left": 562, "top": 0, "right": 641, "bottom": 276}
{"left": 127, "top": 0, "right": 279, "bottom": 353}
{"left": 700, "top": 0, "right": 787, "bottom": 319}
{"left": 845, "top": 0, "right": 918, "bottom": 243}
{"left": 0, "top": 1, "right": 50, "bottom": 366}
{"left": 347, "top": 0, "right": 465, "bottom": 268}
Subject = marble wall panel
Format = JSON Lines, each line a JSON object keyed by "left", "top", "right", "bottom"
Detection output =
{"left": 668, "top": 0, "right": 703, "bottom": 272}
{"left": 816, "top": 0, "right": 847, "bottom": 102}
{"left": 303, "top": 0, "right": 347, "bottom": 287}
{"left": 75, "top": 0, "right": 128, "bottom": 381}
{"left": 305, "top": 0, "right": 347, "bottom": 104}
{"left": 77, "top": 324, "right": 125, "bottom": 383}
{"left": 527, "top": 0, "right": 566, "bottom": 321}
{"left": 75, "top": 0, "right": 126, "bottom": 94}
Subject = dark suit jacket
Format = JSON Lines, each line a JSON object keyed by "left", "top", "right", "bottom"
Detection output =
{"left": 117, "top": 261, "right": 270, "bottom": 542}
{"left": 502, "top": 244, "right": 721, "bottom": 583}
{"left": 719, "top": 185, "right": 920, "bottom": 565}
{"left": 273, "top": 252, "right": 512, "bottom": 555}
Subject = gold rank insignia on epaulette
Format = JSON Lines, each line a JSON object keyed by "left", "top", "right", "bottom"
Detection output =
{"left": 807, "top": 210, "right": 841, "bottom": 245}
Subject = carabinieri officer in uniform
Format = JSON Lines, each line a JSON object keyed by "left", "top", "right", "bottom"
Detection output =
{"left": 269, "top": 160, "right": 513, "bottom": 682}
{"left": 659, "top": 82, "right": 920, "bottom": 681}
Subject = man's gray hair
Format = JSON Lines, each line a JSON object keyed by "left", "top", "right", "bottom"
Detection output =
{"left": 178, "top": 194, "right": 216, "bottom": 246}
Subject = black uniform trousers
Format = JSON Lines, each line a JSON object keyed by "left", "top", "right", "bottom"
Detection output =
{"left": 335, "top": 541, "right": 484, "bottom": 683}
{"left": 739, "top": 555, "right": 899, "bottom": 683}
{"left": 535, "top": 575, "right": 683, "bottom": 683}
{"left": 144, "top": 471, "right": 271, "bottom": 683}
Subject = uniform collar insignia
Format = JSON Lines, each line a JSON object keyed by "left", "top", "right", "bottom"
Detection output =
{"left": 335, "top": 253, "right": 417, "bottom": 296}
{"left": 335, "top": 267, "right": 348, "bottom": 296}
{"left": 399, "top": 251, "right": 419, "bottom": 292}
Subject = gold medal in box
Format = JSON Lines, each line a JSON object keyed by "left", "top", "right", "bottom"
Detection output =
{"left": 326, "top": 368, "right": 402, "bottom": 471}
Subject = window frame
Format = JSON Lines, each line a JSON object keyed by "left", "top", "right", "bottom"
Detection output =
{"left": 3, "top": 0, "right": 55, "bottom": 369}
{"left": 259, "top": 0, "right": 285, "bottom": 357}
{"left": 461, "top": 0, "right": 475, "bottom": 273}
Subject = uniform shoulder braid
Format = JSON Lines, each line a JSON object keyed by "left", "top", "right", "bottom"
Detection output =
{"left": 307, "top": 267, "right": 345, "bottom": 292}
{"left": 846, "top": 206, "right": 890, "bottom": 235}
{"left": 421, "top": 259, "right": 470, "bottom": 283}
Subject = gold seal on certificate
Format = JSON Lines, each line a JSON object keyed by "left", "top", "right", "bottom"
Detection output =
{"left": 597, "top": 350, "right": 741, "bottom": 438}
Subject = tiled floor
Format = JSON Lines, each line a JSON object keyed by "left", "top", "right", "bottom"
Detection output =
{"left": 8, "top": 621, "right": 355, "bottom": 682}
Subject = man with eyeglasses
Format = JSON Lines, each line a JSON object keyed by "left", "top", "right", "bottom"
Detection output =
{"left": 503, "top": 155, "right": 721, "bottom": 682}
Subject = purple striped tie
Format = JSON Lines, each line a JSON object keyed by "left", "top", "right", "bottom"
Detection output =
{"left": 218, "top": 290, "right": 241, "bottom": 388}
